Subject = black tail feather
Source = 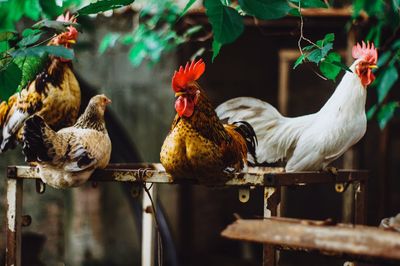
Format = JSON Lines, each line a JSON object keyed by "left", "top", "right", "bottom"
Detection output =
{"left": 232, "top": 121, "right": 258, "bottom": 163}
{"left": 22, "top": 115, "right": 52, "bottom": 162}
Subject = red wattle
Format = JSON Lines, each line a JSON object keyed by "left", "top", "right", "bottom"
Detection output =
{"left": 175, "top": 96, "right": 194, "bottom": 117}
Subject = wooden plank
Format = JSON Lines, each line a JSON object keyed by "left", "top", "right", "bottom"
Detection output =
{"left": 222, "top": 218, "right": 400, "bottom": 263}
{"left": 6, "top": 178, "right": 23, "bottom": 266}
{"left": 354, "top": 181, "right": 367, "bottom": 224}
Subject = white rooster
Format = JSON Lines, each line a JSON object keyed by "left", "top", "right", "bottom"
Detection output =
{"left": 216, "top": 42, "right": 378, "bottom": 172}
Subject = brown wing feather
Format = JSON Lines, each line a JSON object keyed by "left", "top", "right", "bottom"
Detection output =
{"left": 222, "top": 124, "right": 247, "bottom": 169}
{"left": 0, "top": 95, "right": 16, "bottom": 127}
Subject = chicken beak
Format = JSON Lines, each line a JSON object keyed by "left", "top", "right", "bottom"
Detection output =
{"left": 368, "top": 64, "right": 378, "bottom": 69}
{"left": 175, "top": 91, "right": 187, "bottom": 97}
{"left": 106, "top": 98, "right": 112, "bottom": 104}
{"left": 67, "top": 39, "right": 76, "bottom": 44}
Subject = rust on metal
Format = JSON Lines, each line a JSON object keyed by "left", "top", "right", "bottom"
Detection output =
{"left": 6, "top": 164, "right": 368, "bottom": 188}
{"left": 222, "top": 218, "right": 400, "bottom": 263}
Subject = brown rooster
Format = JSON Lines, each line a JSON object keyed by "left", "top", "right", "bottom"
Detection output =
{"left": 160, "top": 59, "right": 257, "bottom": 182}
{"left": 0, "top": 12, "right": 81, "bottom": 153}
{"left": 22, "top": 94, "right": 112, "bottom": 189}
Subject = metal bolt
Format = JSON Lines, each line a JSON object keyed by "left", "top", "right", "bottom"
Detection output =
{"left": 335, "top": 183, "right": 345, "bottom": 193}
{"left": 238, "top": 189, "right": 250, "bottom": 203}
{"left": 22, "top": 215, "right": 32, "bottom": 227}
{"left": 7, "top": 167, "right": 16, "bottom": 178}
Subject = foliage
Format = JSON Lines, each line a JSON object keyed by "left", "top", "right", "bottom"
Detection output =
{"left": 0, "top": 0, "right": 135, "bottom": 101}
{"left": 353, "top": 0, "right": 400, "bottom": 129}
{"left": 98, "top": 0, "right": 202, "bottom": 67}
{"left": 293, "top": 33, "right": 351, "bottom": 81}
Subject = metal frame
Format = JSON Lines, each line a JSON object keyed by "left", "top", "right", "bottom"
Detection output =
{"left": 5, "top": 163, "right": 368, "bottom": 266}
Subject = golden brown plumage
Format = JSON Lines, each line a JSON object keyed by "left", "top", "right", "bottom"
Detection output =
{"left": 160, "top": 59, "right": 256, "bottom": 182}
{"left": 0, "top": 13, "right": 81, "bottom": 153}
{"left": 22, "top": 94, "right": 112, "bottom": 189}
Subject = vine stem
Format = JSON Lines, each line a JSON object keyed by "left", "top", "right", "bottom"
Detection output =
{"left": 297, "top": 0, "right": 320, "bottom": 55}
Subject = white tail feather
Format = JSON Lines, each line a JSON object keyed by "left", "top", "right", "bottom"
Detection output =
{"left": 216, "top": 97, "right": 315, "bottom": 164}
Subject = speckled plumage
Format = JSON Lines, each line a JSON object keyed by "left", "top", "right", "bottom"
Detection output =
{"left": 22, "top": 95, "right": 111, "bottom": 189}
{"left": 160, "top": 85, "right": 253, "bottom": 183}
{"left": 0, "top": 58, "right": 81, "bottom": 152}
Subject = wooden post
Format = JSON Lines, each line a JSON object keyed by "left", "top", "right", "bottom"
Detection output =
{"left": 263, "top": 187, "right": 281, "bottom": 266}
{"left": 354, "top": 180, "right": 367, "bottom": 225}
{"left": 6, "top": 178, "right": 23, "bottom": 266}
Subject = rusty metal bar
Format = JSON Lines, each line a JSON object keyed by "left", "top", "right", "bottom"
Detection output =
{"left": 6, "top": 178, "right": 23, "bottom": 266}
{"left": 7, "top": 164, "right": 367, "bottom": 187}
{"left": 263, "top": 187, "right": 281, "bottom": 266}
{"left": 222, "top": 218, "right": 400, "bottom": 263}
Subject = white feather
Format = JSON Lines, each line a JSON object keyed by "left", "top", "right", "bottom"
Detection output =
{"left": 0, "top": 109, "right": 28, "bottom": 150}
{"left": 216, "top": 60, "right": 367, "bottom": 171}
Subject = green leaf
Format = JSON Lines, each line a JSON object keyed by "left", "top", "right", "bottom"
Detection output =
{"left": 302, "top": 45, "right": 314, "bottom": 51}
{"left": 33, "top": 20, "right": 81, "bottom": 33}
{"left": 0, "top": 31, "right": 16, "bottom": 42}
{"left": 352, "top": 0, "right": 364, "bottom": 17}
{"left": 321, "top": 42, "right": 333, "bottom": 57}
{"left": 0, "top": 62, "right": 22, "bottom": 101}
{"left": 184, "top": 25, "right": 202, "bottom": 37}
{"left": 329, "top": 60, "right": 352, "bottom": 72}
{"left": 128, "top": 42, "right": 146, "bottom": 67}
{"left": 288, "top": 8, "right": 300, "bottom": 16}
{"left": 293, "top": 54, "right": 305, "bottom": 69}
{"left": 325, "top": 52, "right": 341, "bottom": 62}
{"left": 392, "top": 39, "right": 400, "bottom": 50}
{"left": 367, "top": 104, "right": 377, "bottom": 120}
{"left": 22, "top": 28, "right": 41, "bottom": 37}
{"left": 323, "top": 33, "right": 335, "bottom": 43}
{"left": 120, "top": 35, "right": 134, "bottom": 45}
{"left": 17, "top": 33, "right": 42, "bottom": 47}
{"left": 39, "top": 0, "right": 63, "bottom": 18}
{"left": 98, "top": 33, "right": 120, "bottom": 54}
{"left": 77, "top": 0, "right": 135, "bottom": 15}
{"left": 13, "top": 56, "right": 47, "bottom": 91}
{"left": 377, "top": 51, "right": 391, "bottom": 67}
{"left": 377, "top": 101, "right": 399, "bottom": 129}
{"left": 319, "top": 52, "right": 342, "bottom": 81}
{"left": 212, "top": 39, "right": 222, "bottom": 62}
{"left": 307, "top": 49, "right": 322, "bottom": 63}
{"left": 180, "top": 0, "right": 197, "bottom": 17}
{"left": 290, "top": 0, "right": 328, "bottom": 8}
{"left": 0, "top": 41, "right": 9, "bottom": 53}
{"left": 377, "top": 64, "right": 398, "bottom": 103}
{"left": 238, "top": 0, "right": 291, "bottom": 20}
{"left": 23, "top": 0, "right": 42, "bottom": 21}
{"left": 11, "top": 46, "right": 74, "bottom": 60}
{"left": 204, "top": 0, "right": 244, "bottom": 44}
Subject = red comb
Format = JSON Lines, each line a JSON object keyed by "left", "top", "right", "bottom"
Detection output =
{"left": 172, "top": 59, "right": 205, "bottom": 92}
{"left": 56, "top": 11, "right": 77, "bottom": 23}
{"left": 352, "top": 41, "right": 378, "bottom": 64}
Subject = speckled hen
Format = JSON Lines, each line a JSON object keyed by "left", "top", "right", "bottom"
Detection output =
{"left": 22, "top": 95, "right": 112, "bottom": 189}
